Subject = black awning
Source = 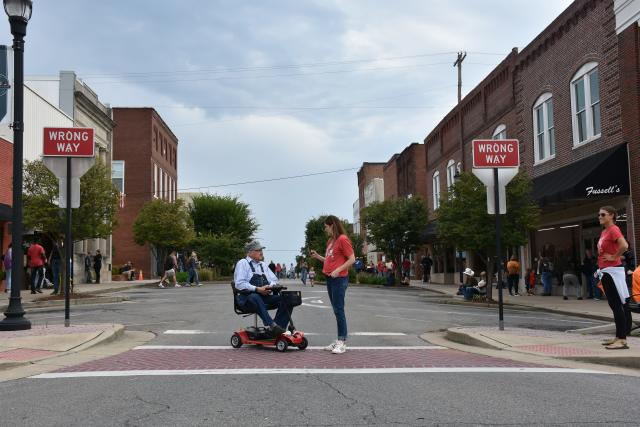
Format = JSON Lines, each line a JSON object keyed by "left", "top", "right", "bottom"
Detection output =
{"left": 0, "top": 203, "right": 10, "bottom": 221}
{"left": 532, "top": 143, "right": 630, "bottom": 206}
{"left": 421, "top": 221, "right": 438, "bottom": 244}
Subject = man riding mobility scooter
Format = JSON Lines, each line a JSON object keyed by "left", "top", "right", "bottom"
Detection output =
{"left": 230, "top": 258, "right": 307, "bottom": 352}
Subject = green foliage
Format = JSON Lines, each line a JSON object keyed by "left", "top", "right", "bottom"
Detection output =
{"left": 23, "top": 159, "right": 119, "bottom": 242}
{"left": 354, "top": 273, "right": 388, "bottom": 286}
{"left": 302, "top": 215, "right": 361, "bottom": 272}
{"left": 436, "top": 172, "right": 540, "bottom": 255}
{"left": 361, "top": 197, "right": 429, "bottom": 278}
{"left": 176, "top": 271, "right": 189, "bottom": 283}
{"left": 198, "top": 268, "right": 215, "bottom": 282}
{"left": 187, "top": 194, "right": 259, "bottom": 276}
{"left": 132, "top": 199, "right": 194, "bottom": 261}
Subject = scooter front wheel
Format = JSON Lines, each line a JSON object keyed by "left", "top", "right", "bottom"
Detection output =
{"left": 297, "top": 337, "right": 308, "bottom": 350}
{"left": 230, "top": 334, "right": 243, "bottom": 348}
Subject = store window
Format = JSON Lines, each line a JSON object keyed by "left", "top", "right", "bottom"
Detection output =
{"left": 432, "top": 171, "right": 441, "bottom": 210}
{"left": 570, "top": 62, "right": 600, "bottom": 145}
{"left": 533, "top": 92, "right": 555, "bottom": 163}
{"left": 446, "top": 159, "right": 456, "bottom": 192}
{"left": 492, "top": 124, "right": 506, "bottom": 140}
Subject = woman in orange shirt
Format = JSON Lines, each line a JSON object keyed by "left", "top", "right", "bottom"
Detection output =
{"left": 310, "top": 215, "right": 355, "bottom": 354}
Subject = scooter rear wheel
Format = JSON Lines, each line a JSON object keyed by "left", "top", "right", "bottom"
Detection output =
{"left": 230, "top": 334, "right": 243, "bottom": 348}
{"left": 276, "top": 339, "right": 288, "bottom": 352}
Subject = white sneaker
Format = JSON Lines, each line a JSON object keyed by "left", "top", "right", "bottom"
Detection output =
{"left": 174, "top": 284, "right": 181, "bottom": 288}
{"left": 324, "top": 340, "right": 338, "bottom": 351}
{"left": 158, "top": 283, "right": 165, "bottom": 288}
{"left": 331, "top": 340, "right": 346, "bottom": 354}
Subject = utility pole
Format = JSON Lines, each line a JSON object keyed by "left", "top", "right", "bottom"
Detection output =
{"left": 453, "top": 51, "right": 467, "bottom": 103}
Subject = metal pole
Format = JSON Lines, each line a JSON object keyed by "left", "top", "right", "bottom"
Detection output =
{"left": 0, "top": 21, "right": 30, "bottom": 331}
{"left": 494, "top": 168, "right": 504, "bottom": 331}
{"left": 65, "top": 157, "right": 71, "bottom": 327}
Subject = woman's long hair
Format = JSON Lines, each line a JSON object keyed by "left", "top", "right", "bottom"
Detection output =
{"left": 324, "top": 215, "right": 347, "bottom": 239}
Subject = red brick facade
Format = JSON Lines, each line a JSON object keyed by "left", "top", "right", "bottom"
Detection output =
{"left": 112, "top": 108, "right": 179, "bottom": 278}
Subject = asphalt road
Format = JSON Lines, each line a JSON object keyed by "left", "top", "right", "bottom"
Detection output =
{"left": 1, "top": 279, "right": 637, "bottom": 426}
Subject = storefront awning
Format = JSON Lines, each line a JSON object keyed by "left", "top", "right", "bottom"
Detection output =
{"left": 0, "top": 203, "right": 10, "bottom": 221}
{"left": 421, "top": 221, "right": 438, "bottom": 243}
{"left": 532, "top": 143, "right": 630, "bottom": 206}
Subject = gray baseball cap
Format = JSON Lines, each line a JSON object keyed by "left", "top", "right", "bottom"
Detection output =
{"left": 245, "top": 240, "right": 266, "bottom": 252}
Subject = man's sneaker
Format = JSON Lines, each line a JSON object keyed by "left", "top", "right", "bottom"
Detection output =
{"left": 196, "top": 283, "right": 202, "bottom": 287}
{"left": 269, "top": 324, "right": 286, "bottom": 336}
{"left": 331, "top": 340, "right": 346, "bottom": 354}
{"left": 174, "top": 284, "right": 182, "bottom": 288}
{"left": 324, "top": 340, "right": 338, "bottom": 351}
{"left": 158, "top": 283, "right": 165, "bottom": 288}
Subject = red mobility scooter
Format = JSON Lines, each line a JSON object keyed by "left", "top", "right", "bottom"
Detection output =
{"left": 230, "top": 283, "right": 308, "bottom": 352}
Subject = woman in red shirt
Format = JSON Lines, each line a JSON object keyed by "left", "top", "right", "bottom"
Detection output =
{"left": 597, "top": 206, "right": 631, "bottom": 349}
{"left": 310, "top": 215, "right": 355, "bottom": 354}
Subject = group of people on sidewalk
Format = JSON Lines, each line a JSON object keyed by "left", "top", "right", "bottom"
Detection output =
{"left": 157, "top": 250, "right": 202, "bottom": 288}
{"left": 233, "top": 215, "right": 355, "bottom": 354}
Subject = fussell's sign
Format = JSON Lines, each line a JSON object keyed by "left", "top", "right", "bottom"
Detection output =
{"left": 43, "top": 127, "right": 95, "bottom": 157}
{"left": 472, "top": 139, "right": 519, "bottom": 168}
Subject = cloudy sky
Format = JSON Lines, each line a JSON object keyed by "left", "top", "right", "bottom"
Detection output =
{"left": 4, "top": 1, "right": 573, "bottom": 264}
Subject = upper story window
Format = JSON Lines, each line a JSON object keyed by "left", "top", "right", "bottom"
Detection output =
{"left": 492, "top": 124, "right": 506, "bottom": 140}
{"left": 570, "top": 62, "right": 600, "bottom": 145}
{"left": 111, "top": 161, "right": 125, "bottom": 193}
{"left": 432, "top": 171, "right": 441, "bottom": 210}
{"left": 533, "top": 92, "right": 555, "bottom": 163}
{"left": 446, "top": 159, "right": 456, "bottom": 190}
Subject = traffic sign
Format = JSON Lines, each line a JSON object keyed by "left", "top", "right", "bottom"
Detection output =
{"left": 43, "top": 127, "right": 95, "bottom": 157}
{"left": 472, "top": 139, "right": 519, "bottom": 168}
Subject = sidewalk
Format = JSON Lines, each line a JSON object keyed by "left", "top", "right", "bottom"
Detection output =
{"left": 0, "top": 279, "right": 159, "bottom": 310}
{"left": 410, "top": 280, "right": 616, "bottom": 322}
{"left": 443, "top": 326, "right": 640, "bottom": 370}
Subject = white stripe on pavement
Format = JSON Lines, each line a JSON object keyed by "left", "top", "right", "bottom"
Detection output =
{"left": 31, "top": 367, "right": 611, "bottom": 379}
{"left": 163, "top": 330, "right": 209, "bottom": 334}
{"left": 163, "top": 330, "right": 407, "bottom": 336}
{"left": 133, "top": 345, "right": 446, "bottom": 350}
{"left": 350, "top": 332, "right": 406, "bottom": 336}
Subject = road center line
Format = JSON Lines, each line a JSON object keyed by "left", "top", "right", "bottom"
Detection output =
{"left": 31, "top": 367, "right": 611, "bottom": 379}
{"left": 134, "top": 345, "right": 446, "bottom": 350}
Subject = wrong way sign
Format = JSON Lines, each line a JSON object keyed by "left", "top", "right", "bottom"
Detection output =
{"left": 43, "top": 127, "right": 94, "bottom": 157}
{"left": 472, "top": 139, "right": 519, "bottom": 168}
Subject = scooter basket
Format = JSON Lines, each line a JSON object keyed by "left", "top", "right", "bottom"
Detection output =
{"left": 281, "top": 290, "right": 302, "bottom": 307}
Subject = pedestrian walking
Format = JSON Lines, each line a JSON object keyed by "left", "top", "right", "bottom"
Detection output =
{"left": 275, "top": 263, "right": 282, "bottom": 279}
{"left": 420, "top": 253, "right": 433, "bottom": 283}
{"left": 308, "top": 266, "right": 315, "bottom": 286}
{"left": 402, "top": 258, "right": 411, "bottom": 285}
{"left": 48, "top": 243, "right": 62, "bottom": 295}
{"left": 310, "top": 215, "right": 355, "bottom": 355}
{"left": 582, "top": 249, "right": 599, "bottom": 299}
{"left": 158, "top": 250, "right": 181, "bottom": 288}
{"left": 540, "top": 255, "right": 553, "bottom": 296}
{"left": 526, "top": 268, "right": 536, "bottom": 295}
{"left": 187, "top": 251, "right": 201, "bottom": 287}
{"left": 506, "top": 255, "right": 520, "bottom": 296}
{"left": 300, "top": 261, "right": 308, "bottom": 286}
{"left": 94, "top": 249, "right": 103, "bottom": 284}
{"left": 27, "top": 239, "right": 46, "bottom": 294}
{"left": 562, "top": 261, "right": 582, "bottom": 300}
{"left": 84, "top": 252, "right": 93, "bottom": 284}
{"left": 596, "top": 206, "right": 631, "bottom": 350}
{"left": 2, "top": 243, "right": 11, "bottom": 293}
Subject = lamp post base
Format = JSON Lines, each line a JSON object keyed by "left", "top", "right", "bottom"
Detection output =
{"left": 0, "top": 296, "right": 31, "bottom": 330}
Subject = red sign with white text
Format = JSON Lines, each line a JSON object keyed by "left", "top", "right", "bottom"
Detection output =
{"left": 472, "top": 139, "right": 519, "bottom": 168}
{"left": 43, "top": 127, "right": 94, "bottom": 157}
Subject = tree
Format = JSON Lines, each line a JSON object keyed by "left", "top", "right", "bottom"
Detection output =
{"left": 23, "top": 159, "right": 119, "bottom": 289}
{"left": 132, "top": 198, "right": 194, "bottom": 275}
{"left": 436, "top": 171, "right": 539, "bottom": 297}
{"left": 187, "top": 194, "right": 259, "bottom": 276}
{"left": 361, "top": 197, "right": 429, "bottom": 281}
{"left": 302, "top": 216, "right": 363, "bottom": 275}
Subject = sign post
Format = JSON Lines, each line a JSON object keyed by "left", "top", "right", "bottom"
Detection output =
{"left": 472, "top": 139, "right": 519, "bottom": 331}
{"left": 43, "top": 127, "right": 94, "bottom": 327}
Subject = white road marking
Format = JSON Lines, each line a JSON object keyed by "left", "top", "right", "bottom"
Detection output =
{"left": 134, "top": 345, "right": 445, "bottom": 350}
{"left": 31, "top": 367, "right": 611, "bottom": 379}
{"left": 350, "top": 332, "right": 406, "bottom": 336}
{"left": 301, "top": 303, "right": 331, "bottom": 309}
{"left": 163, "top": 330, "right": 209, "bottom": 334}
{"left": 162, "top": 330, "right": 407, "bottom": 336}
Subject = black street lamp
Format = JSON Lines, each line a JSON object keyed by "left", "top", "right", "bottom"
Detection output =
{"left": 0, "top": 0, "right": 32, "bottom": 331}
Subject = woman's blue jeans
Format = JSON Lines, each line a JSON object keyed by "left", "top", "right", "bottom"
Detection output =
{"left": 188, "top": 267, "right": 199, "bottom": 285}
{"left": 542, "top": 272, "right": 552, "bottom": 295}
{"left": 326, "top": 276, "right": 349, "bottom": 341}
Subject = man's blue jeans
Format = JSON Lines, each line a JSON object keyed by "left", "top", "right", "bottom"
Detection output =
{"left": 188, "top": 267, "right": 199, "bottom": 285}
{"left": 31, "top": 266, "right": 44, "bottom": 291}
{"left": 584, "top": 273, "right": 600, "bottom": 298}
{"left": 542, "top": 272, "right": 552, "bottom": 295}
{"left": 237, "top": 293, "right": 291, "bottom": 329}
{"left": 327, "top": 277, "right": 349, "bottom": 341}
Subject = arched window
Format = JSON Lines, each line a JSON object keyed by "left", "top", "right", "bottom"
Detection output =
{"left": 533, "top": 92, "right": 555, "bottom": 163}
{"left": 446, "top": 159, "right": 456, "bottom": 190}
{"left": 570, "top": 62, "right": 600, "bottom": 145}
{"left": 432, "top": 171, "right": 441, "bottom": 209}
{"left": 492, "top": 124, "right": 507, "bottom": 140}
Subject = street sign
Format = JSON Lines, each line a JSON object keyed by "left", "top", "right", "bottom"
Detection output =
{"left": 472, "top": 168, "right": 518, "bottom": 214}
{"left": 472, "top": 139, "right": 519, "bottom": 168}
{"left": 43, "top": 127, "right": 95, "bottom": 157}
{"left": 43, "top": 156, "right": 95, "bottom": 208}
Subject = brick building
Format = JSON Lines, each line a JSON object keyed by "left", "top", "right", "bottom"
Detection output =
{"left": 356, "top": 162, "right": 385, "bottom": 263}
{"left": 358, "top": 0, "right": 640, "bottom": 284}
{"left": 112, "top": 108, "right": 179, "bottom": 278}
